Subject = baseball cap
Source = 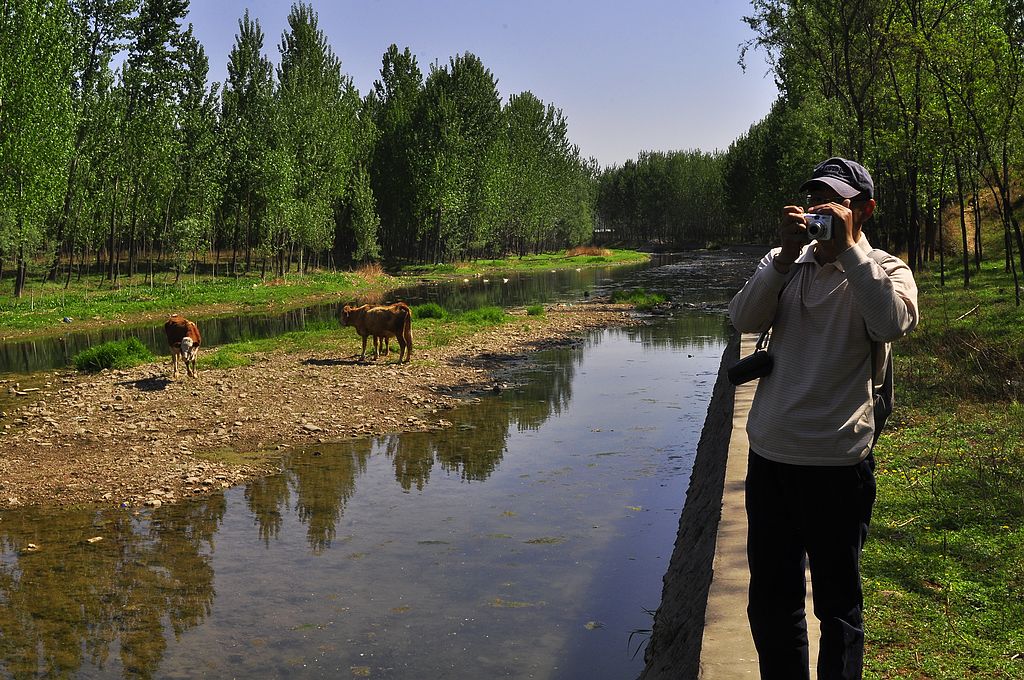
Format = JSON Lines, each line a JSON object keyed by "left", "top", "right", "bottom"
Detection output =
{"left": 800, "top": 157, "right": 874, "bottom": 199}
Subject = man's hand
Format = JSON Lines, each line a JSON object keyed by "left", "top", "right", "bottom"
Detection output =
{"left": 775, "top": 205, "right": 808, "bottom": 273}
{"left": 807, "top": 198, "right": 857, "bottom": 252}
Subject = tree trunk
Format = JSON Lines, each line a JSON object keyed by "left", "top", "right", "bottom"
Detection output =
{"left": 48, "top": 155, "right": 79, "bottom": 282}
{"left": 14, "top": 239, "right": 28, "bottom": 298}
{"left": 245, "top": 190, "right": 253, "bottom": 273}
{"left": 127, "top": 184, "right": 141, "bottom": 278}
{"left": 954, "top": 156, "right": 970, "bottom": 288}
{"left": 107, "top": 175, "right": 120, "bottom": 282}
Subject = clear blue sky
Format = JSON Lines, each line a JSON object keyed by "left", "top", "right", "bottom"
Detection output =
{"left": 185, "top": 0, "right": 779, "bottom": 169}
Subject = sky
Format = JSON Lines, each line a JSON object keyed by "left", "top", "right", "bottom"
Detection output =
{"left": 184, "top": 0, "right": 780, "bottom": 169}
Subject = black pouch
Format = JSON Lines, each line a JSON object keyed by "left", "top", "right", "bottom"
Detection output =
{"left": 728, "top": 330, "right": 772, "bottom": 386}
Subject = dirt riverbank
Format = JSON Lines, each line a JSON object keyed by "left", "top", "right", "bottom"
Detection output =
{"left": 0, "top": 302, "right": 643, "bottom": 509}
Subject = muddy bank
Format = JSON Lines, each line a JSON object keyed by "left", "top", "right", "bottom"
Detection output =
{"left": 640, "top": 332, "right": 740, "bottom": 678}
{"left": 0, "top": 303, "right": 642, "bottom": 509}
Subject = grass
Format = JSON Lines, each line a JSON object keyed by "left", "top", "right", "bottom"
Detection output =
{"left": 526, "top": 305, "right": 545, "bottom": 316}
{"left": 411, "top": 302, "right": 446, "bottom": 320}
{"left": 863, "top": 250, "right": 1024, "bottom": 678}
{"left": 72, "top": 337, "right": 155, "bottom": 372}
{"left": 610, "top": 287, "right": 668, "bottom": 311}
{"left": 193, "top": 304, "right": 512, "bottom": 368}
{"left": 0, "top": 270, "right": 380, "bottom": 338}
{"left": 410, "top": 305, "right": 508, "bottom": 348}
{"left": 398, "top": 248, "right": 648, "bottom": 277}
{"left": 0, "top": 249, "right": 648, "bottom": 340}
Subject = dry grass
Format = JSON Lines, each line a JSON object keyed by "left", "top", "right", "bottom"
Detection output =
{"left": 565, "top": 246, "right": 612, "bottom": 257}
{"left": 354, "top": 262, "right": 386, "bottom": 281}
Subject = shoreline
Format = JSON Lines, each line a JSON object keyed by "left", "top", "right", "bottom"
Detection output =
{"left": 0, "top": 250, "right": 652, "bottom": 343}
{"left": 0, "top": 302, "right": 644, "bottom": 509}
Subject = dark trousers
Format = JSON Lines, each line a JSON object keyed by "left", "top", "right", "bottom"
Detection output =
{"left": 745, "top": 450, "right": 876, "bottom": 680}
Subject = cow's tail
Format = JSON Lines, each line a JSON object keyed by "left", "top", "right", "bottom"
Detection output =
{"left": 400, "top": 304, "right": 412, "bottom": 358}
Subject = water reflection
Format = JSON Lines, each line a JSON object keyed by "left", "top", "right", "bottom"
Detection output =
{"left": 0, "top": 496, "right": 224, "bottom": 679}
{"left": 0, "top": 311, "right": 728, "bottom": 678}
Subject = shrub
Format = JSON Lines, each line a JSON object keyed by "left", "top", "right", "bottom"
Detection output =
{"left": 73, "top": 337, "right": 154, "bottom": 372}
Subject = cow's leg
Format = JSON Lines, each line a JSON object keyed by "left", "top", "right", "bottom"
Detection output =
{"left": 359, "top": 334, "right": 368, "bottom": 361}
{"left": 171, "top": 353, "right": 179, "bottom": 378}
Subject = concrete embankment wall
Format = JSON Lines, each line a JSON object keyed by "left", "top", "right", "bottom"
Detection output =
{"left": 638, "top": 332, "right": 739, "bottom": 679}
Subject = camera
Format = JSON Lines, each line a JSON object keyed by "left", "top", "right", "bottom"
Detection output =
{"left": 803, "top": 213, "right": 833, "bottom": 241}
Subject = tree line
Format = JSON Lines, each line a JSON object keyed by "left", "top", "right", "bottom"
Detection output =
{"left": 597, "top": 0, "right": 1024, "bottom": 301}
{"left": 7, "top": 0, "right": 1022, "bottom": 301}
{"left": 0, "top": 0, "right": 595, "bottom": 297}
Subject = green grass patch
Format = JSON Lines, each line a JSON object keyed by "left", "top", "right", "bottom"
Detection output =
{"left": 385, "top": 304, "right": 509, "bottom": 349}
{"left": 0, "top": 270, "right": 380, "bottom": 339}
{"left": 398, "top": 249, "right": 648, "bottom": 278}
{"left": 412, "top": 302, "right": 446, "bottom": 320}
{"left": 611, "top": 287, "right": 667, "bottom": 311}
{"left": 526, "top": 305, "right": 545, "bottom": 316}
{"left": 864, "top": 401, "right": 1024, "bottom": 679}
{"left": 72, "top": 337, "right": 154, "bottom": 372}
{"left": 457, "top": 306, "right": 506, "bottom": 325}
{"left": 200, "top": 350, "right": 252, "bottom": 369}
{"left": 898, "top": 257, "right": 1024, "bottom": 403}
{"left": 863, "top": 252, "right": 1024, "bottom": 678}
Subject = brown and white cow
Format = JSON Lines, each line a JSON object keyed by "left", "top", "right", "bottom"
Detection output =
{"left": 340, "top": 302, "right": 413, "bottom": 362}
{"left": 164, "top": 314, "right": 201, "bottom": 378}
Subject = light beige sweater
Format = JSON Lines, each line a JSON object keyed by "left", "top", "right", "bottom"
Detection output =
{"left": 729, "top": 235, "right": 919, "bottom": 465}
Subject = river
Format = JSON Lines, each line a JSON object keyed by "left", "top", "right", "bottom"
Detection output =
{"left": 0, "top": 250, "right": 761, "bottom": 679}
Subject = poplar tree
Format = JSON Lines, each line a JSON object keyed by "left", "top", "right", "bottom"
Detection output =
{"left": 169, "top": 28, "right": 223, "bottom": 280}
{"left": 0, "top": 0, "right": 77, "bottom": 297}
{"left": 413, "top": 53, "right": 501, "bottom": 261}
{"left": 275, "top": 2, "right": 358, "bottom": 274}
{"left": 47, "top": 0, "right": 138, "bottom": 282}
{"left": 368, "top": 44, "right": 423, "bottom": 261}
{"left": 222, "top": 9, "right": 274, "bottom": 274}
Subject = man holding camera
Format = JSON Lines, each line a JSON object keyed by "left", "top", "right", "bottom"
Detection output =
{"left": 728, "top": 157, "right": 919, "bottom": 680}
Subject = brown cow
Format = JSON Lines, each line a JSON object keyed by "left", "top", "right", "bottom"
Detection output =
{"left": 340, "top": 302, "right": 413, "bottom": 362}
{"left": 164, "top": 314, "right": 201, "bottom": 378}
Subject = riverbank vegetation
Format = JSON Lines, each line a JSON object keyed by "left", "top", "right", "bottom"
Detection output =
{"left": 0, "top": 248, "right": 645, "bottom": 339}
{"left": 65, "top": 300, "right": 520, "bottom": 375}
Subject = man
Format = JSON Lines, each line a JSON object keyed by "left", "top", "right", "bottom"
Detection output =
{"left": 728, "top": 157, "right": 919, "bottom": 680}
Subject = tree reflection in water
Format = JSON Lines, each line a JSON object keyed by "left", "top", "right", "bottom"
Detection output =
{"left": 0, "top": 496, "right": 224, "bottom": 678}
{"left": 0, "top": 309, "right": 736, "bottom": 679}
{"left": 242, "top": 342, "right": 586, "bottom": 547}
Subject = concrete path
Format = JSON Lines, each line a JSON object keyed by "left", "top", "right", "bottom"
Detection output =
{"left": 698, "top": 333, "right": 820, "bottom": 679}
